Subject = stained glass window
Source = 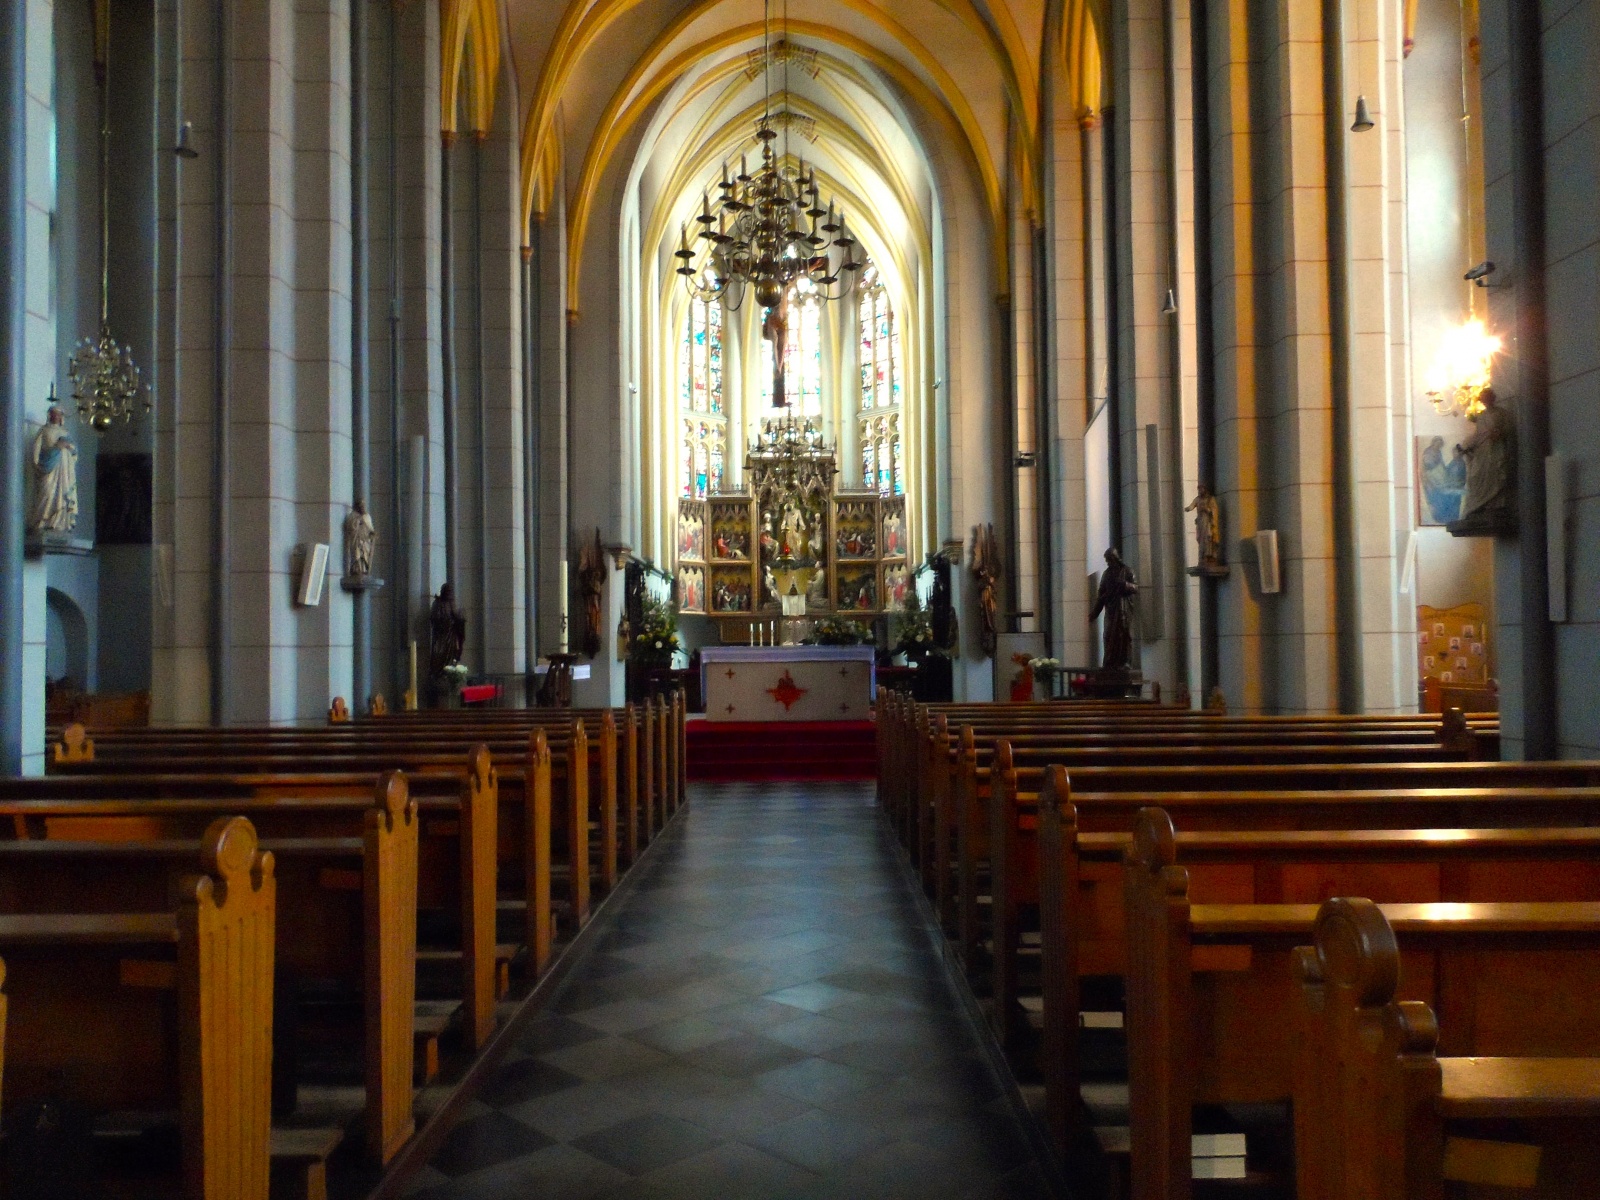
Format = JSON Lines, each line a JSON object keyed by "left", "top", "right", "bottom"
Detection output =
{"left": 680, "top": 298, "right": 726, "bottom": 498}
{"left": 857, "top": 263, "right": 904, "bottom": 495}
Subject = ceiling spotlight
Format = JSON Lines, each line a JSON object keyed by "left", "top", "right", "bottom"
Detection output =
{"left": 174, "top": 120, "right": 199, "bottom": 159}
{"left": 1351, "top": 96, "right": 1374, "bottom": 133}
{"left": 1464, "top": 261, "right": 1497, "bottom": 285}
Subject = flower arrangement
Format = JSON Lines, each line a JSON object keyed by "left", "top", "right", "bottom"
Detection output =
{"left": 891, "top": 591, "right": 941, "bottom": 658}
{"left": 629, "top": 596, "right": 680, "bottom": 668}
{"left": 811, "top": 617, "right": 873, "bottom": 646}
{"left": 1028, "top": 657, "right": 1061, "bottom": 673}
{"left": 441, "top": 661, "right": 470, "bottom": 680}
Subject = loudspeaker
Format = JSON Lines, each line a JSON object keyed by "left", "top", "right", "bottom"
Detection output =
{"left": 297, "top": 543, "right": 329, "bottom": 606}
{"left": 1253, "top": 530, "right": 1281, "bottom": 595}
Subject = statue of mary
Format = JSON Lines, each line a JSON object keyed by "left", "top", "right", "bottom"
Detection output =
{"left": 27, "top": 405, "right": 79, "bottom": 534}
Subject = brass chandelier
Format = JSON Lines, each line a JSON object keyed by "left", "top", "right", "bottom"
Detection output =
{"left": 70, "top": 1, "right": 147, "bottom": 432}
{"left": 674, "top": 1, "right": 863, "bottom": 316}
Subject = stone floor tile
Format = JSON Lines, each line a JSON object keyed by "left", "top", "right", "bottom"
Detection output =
{"left": 536, "top": 1035, "right": 675, "bottom": 1082}
{"left": 741, "top": 1107, "right": 895, "bottom": 1173}
{"left": 569, "top": 1111, "right": 724, "bottom": 1177}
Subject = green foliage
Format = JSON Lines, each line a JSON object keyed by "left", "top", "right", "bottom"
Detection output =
{"left": 811, "top": 617, "right": 873, "bottom": 646}
{"left": 891, "top": 590, "right": 941, "bottom": 657}
{"left": 630, "top": 597, "right": 680, "bottom": 667}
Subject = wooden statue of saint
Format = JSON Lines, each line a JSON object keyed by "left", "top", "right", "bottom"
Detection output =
{"left": 1089, "top": 547, "right": 1139, "bottom": 671}
{"left": 428, "top": 583, "right": 466, "bottom": 676}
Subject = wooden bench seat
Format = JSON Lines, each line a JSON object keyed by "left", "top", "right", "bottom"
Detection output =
{"left": 1034, "top": 786, "right": 1600, "bottom": 1152}
{"left": 969, "top": 750, "right": 1600, "bottom": 1052}
{"left": 1293, "top": 898, "right": 1600, "bottom": 1200}
{"left": 0, "top": 750, "right": 500, "bottom": 1054}
{"left": 0, "top": 773, "right": 417, "bottom": 1165}
{"left": 0, "top": 818, "right": 274, "bottom": 1199}
{"left": 55, "top": 718, "right": 606, "bottom": 936}
{"left": 1123, "top": 824, "right": 1600, "bottom": 1200}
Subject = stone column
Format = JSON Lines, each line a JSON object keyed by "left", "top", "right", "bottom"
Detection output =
{"left": 1110, "top": 0, "right": 1193, "bottom": 691}
{"left": 1045, "top": 97, "right": 1093, "bottom": 671}
{"left": 474, "top": 91, "right": 528, "bottom": 678}
{"left": 0, "top": 0, "right": 28, "bottom": 772}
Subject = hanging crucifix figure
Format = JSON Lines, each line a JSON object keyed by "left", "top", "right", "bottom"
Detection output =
{"left": 762, "top": 287, "right": 792, "bottom": 408}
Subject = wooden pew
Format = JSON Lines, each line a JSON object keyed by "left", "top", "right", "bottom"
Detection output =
{"left": 0, "top": 774, "right": 417, "bottom": 1166}
{"left": 58, "top": 715, "right": 605, "bottom": 926}
{"left": 1122, "top": 814, "right": 1600, "bottom": 1200}
{"left": 919, "top": 717, "right": 1481, "bottom": 901}
{"left": 970, "top": 749, "right": 1600, "bottom": 1052}
{"left": 1293, "top": 898, "right": 1600, "bottom": 1200}
{"left": 971, "top": 736, "right": 1480, "bottom": 1046}
{"left": 1, "top": 747, "right": 501, "bottom": 1053}
{"left": 1035, "top": 777, "right": 1600, "bottom": 1151}
{"left": 0, "top": 817, "right": 274, "bottom": 1199}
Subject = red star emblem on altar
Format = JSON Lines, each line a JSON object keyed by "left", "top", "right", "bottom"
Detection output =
{"left": 767, "top": 669, "right": 808, "bottom": 711}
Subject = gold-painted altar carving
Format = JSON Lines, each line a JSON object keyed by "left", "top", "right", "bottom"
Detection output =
{"left": 675, "top": 416, "right": 909, "bottom": 626}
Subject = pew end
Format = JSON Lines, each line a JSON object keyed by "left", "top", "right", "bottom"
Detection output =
{"left": 1294, "top": 898, "right": 1600, "bottom": 1200}
{"left": 52, "top": 722, "right": 94, "bottom": 765}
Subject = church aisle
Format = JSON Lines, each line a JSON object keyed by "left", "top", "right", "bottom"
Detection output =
{"left": 403, "top": 781, "right": 1059, "bottom": 1200}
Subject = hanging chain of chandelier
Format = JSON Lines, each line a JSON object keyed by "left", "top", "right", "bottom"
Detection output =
{"left": 69, "top": 1, "right": 148, "bottom": 432}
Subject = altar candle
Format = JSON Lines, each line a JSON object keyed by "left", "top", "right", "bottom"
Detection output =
{"left": 748, "top": 624, "right": 754, "bottom": 646}
{"left": 558, "top": 560, "right": 569, "bottom": 653}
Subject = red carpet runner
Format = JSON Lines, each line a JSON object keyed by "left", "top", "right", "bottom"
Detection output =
{"left": 685, "top": 718, "right": 878, "bottom": 782}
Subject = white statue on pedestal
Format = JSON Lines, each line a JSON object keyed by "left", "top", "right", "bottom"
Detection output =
{"left": 27, "top": 405, "right": 79, "bottom": 534}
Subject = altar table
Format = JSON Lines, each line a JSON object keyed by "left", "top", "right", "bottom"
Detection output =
{"left": 700, "top": 646, "right": 876, "bottom": 723}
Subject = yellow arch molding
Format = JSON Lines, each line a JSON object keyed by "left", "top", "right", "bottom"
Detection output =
{"left": 524, "top": 0, "right": 1035, "bottom": 221}
{"left": 442, "top": 0, "right": 501, "bottom": 136}
{"left": 1062, "top": 0, "right": 1103, "bottom": 124}
{"left": 555, "top": 20, "right": 1005, "bottom": 307}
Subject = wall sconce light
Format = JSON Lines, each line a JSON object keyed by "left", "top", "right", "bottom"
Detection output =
{"left": 1424, "top": 317, "right": 1502, "bottom": 417}
{"left": 1464, "top": 261, "right": 1497, "bottom": 287}
{"left": 1162, "top": 288, "right": 1177, "bottom": 316}
{"left": 174, "top": 120, "right": 199, "bottom": 159}
{"left": 1351, "top": 96, "right": 1374, "bottom": 132}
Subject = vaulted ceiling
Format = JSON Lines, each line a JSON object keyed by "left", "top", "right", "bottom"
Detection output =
{"left": 473, "top": 0, "right": 1105, "bottom": 294}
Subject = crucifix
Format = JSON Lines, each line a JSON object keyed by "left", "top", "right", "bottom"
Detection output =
{"left": 762, "top": 288, "right": 792, "bottom": 408}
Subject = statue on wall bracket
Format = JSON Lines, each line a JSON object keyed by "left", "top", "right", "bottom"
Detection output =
{"left": 1447, "top": 387, "right": 1518, "bottom": 537}
{"left": 579, "top": 529, "right": 608, "bottom": 659}
{"left": 1184, "top": 484, "right": 1229, "bottom": 578}
{"left": 26, "top": 401, "right": 81, "bottom": 544}
{"left": 969, "top": 523, "right": 1000, "bottom": 659}
{"left": 340, "top": 498, "right": 384, "bottom": 593}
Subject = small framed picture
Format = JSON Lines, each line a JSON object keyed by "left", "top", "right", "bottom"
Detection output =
{"left": 1449, "top": 637, "right": 1461, "bottom": 651}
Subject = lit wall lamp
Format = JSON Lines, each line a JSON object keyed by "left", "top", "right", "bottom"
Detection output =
{"left": 1351, "top": 96, "right": 1374, "bottom": 132}
{"left": 1424, "top": 317, "right": 1501, "bottom": 418}
{"left": 1161, "top": 288, "right": 1177, "bottom": 316}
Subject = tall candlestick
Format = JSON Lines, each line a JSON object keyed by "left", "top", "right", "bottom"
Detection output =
{"left": 558, "top": 561, "right": 569, "bottom": 653}
{"left": 408, "top": 640, "right": 417, "bottom": 704}
{"left": 748, "top": 624, "right": 754, "bottom": 646}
